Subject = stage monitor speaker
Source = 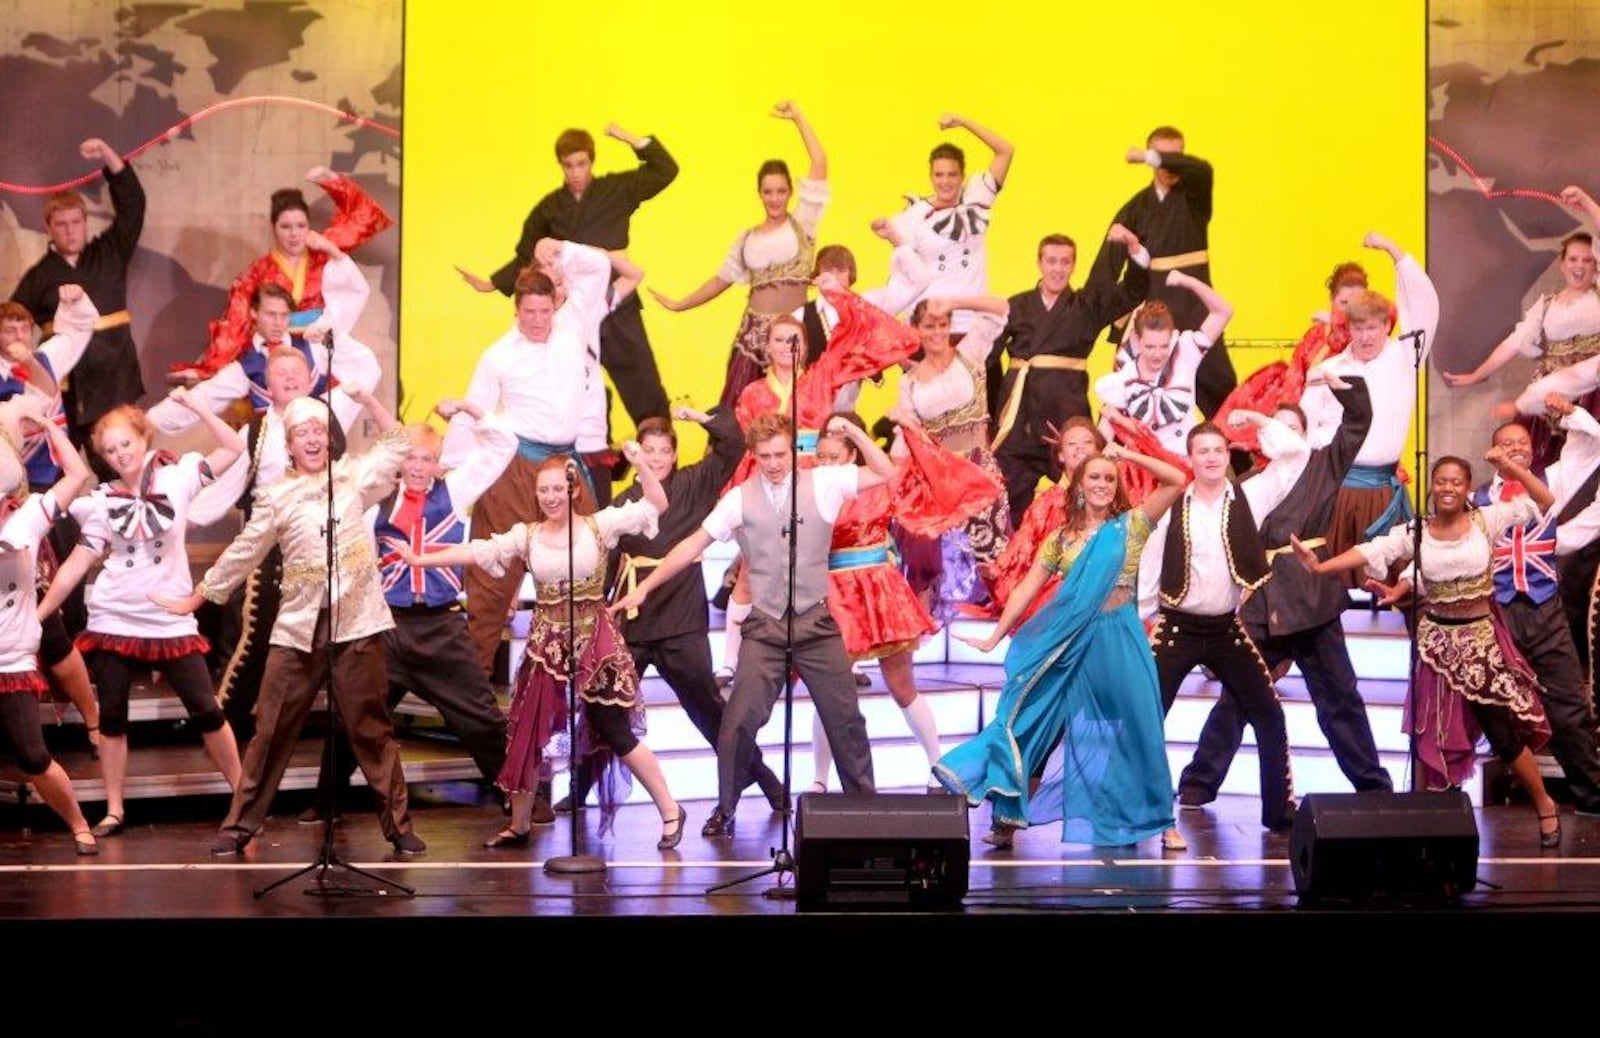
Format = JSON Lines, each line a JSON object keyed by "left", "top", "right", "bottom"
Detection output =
{"left": 1290, "top": 791, "right": 1479, "bottom": 905}
{"left": 795, "top": 792, "right": 969, "bottom": 911}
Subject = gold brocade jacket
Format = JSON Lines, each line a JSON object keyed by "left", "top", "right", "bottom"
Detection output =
{"left": 198, "top": 428, "right": 409, "bottom": 651}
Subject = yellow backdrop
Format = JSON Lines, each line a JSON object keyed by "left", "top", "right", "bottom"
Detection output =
{"left": 402, "top": 0, "right": 1425, "bottom": 462}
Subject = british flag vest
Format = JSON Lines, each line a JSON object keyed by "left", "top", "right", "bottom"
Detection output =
{"left": 374, "top": 480, "right": 468, "bottom": 609}
{"left": 1472, "top": 484, "right": 1558, "bottom": 606}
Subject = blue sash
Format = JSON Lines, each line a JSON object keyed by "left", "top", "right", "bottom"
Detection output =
{"left": 288, "top": 307, "right": 324, "bottom": 330}
{"left": 1344, "top": 462, "right": 1414, "bottom": 540}
{"left": 516, "top": 436, "right": 596, "bottom": 497}
{"left": 828, "top": 543, "right": 892, "bottom": 571}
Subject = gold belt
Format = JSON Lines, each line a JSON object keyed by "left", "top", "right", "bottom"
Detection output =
{"left": 615, "top": 553, "right": 663, "bottom": 620}
{"left": 990, "top": 355, "right": 1089, "bottom": 450}
{"left": 929, "top": 422, "right": 988, "bottom": 456}
{"left": 1149, "top": 250, "right": 1209, "bottom": 273}
{"left": 40, "top": 308, "right": 131, "bottom": 337}
{"left": 1265, "top": 536, "right": 1324, "bottom": 562}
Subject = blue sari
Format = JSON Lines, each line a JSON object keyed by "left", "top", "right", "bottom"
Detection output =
{"left": 935, "top": 513, "right": 1174, "bottom": 845}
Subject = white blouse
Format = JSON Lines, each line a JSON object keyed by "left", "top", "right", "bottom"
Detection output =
{"left": 896, "top": 311, "right": 1005, "bottom": 425}
{"left": 1506, "top": 288, "right": 1600, "bottom": 359}
{"left": 718, "top": 179, "right": 830, "bottom": 285}
{"left": 0, "top": 494, "right": 60, "bottom": 673}
{"left": 73, "top": 452, "right": 214, "bottom": 639}
{"left": 471, "top": 499, "right": 660, "bottom": 585}
{"left": 1357, "top": 498, "right": 1538, "bottom": 594}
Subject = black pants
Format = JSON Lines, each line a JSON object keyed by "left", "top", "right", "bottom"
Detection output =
{"left": 996, "top": 446, "right": 1056, "bottom": 529}
{"left": 1501, "top": 594, "right": 1600, "bottom": 810}
{"left": 600, "top": 301, "right": 670, "bottom": 425}
{"left": 1154, "top": 608, "right": 1294, "bottom": 829}
{"left": 314, "top": 608, "right": 508, "bottom": 811}
{"left": 0, "top": 693, "right": 52, "bottom": 775}
{"left": 1178, "top": 617, "right": 1391, "bottom": 802}
{"left": 89, "top": 650, "right": 225, "bottom": 738}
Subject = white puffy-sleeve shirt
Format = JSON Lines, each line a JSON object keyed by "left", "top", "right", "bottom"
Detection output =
{"left": 470, "top": 499, "right": 660, "bottom": 584}
{"left": 0, "top": 493, "right": 62, "bottom": 673}
{"left": 1357, "top": 498, "right": 1538, "bottom": 594}
{"left": 717, "top": 179, "right": 830, "bottom": 285}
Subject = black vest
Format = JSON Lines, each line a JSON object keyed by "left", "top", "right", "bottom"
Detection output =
{"left": 1158, "top": 484, "right": 1270, "bottom": 608}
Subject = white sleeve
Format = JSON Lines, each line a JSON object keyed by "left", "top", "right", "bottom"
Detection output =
{"left": 594, "top": 498, "right": 661, "bottom": 546}
{"left": 963, "top": 172, "right": 1000, "bottom": 207}
{"left": 1558, "top": 498, "right": 1600, "bottom": 556}
{"left": 1137, "top": 515, "right": 1168, "bottom": 622}
{"left": 318, "top": 253, "right": 371, "bottom": 334}
{"left": 811, "top": 464, "right": 861, "bottom": 523}
{"left": 559, "top": 242, "right": 613, "bottom": 333}
{"left": 1555, "top": 408, "right": 1600, "bottom": 504}
{"left": 861, "top": 243, "right": 930, "bottom": 318}
{"left": 440, "top": 352, "right": 502, "bottom": 468}
{"left": 1095, "top": 370, "right": 1130, "bottom": 410}
{"left": 794, "top": 178, "right": 830, "bottom": 239}
{"left": 956, "top": 311, "right": 1005, "bottom": 365}
{"left": 1504, "top": 298, "right": 1548, "bottom": 360}
{"left": 1518, "top": 354, "right": 1600, "bottom": 415}
{"left": 1297, "top": 381, "right": 1340, "bottom": 450}
{"left": 1394, "top": 254, "right": 1439, "bottom": 364}
{"left": 324, "top": 330, "right": 380, "bottom": 397}
{"left": 700, "top": 488, "right": 745, "bottom": 542}
{"left": 1480, "top": 497, "right": 1540, "bottom": 539}
{"left": 1241, "top": 419, "right": 1312, "bottom": 519}
{"left": 146, "top": 364, "right": 251, "bottom": 436}
{"left": 1355, "top": 522, "right": 1415, "bottom": 575}
{"left": 442, "top": 411, "right": 517, "bottom": 513}
{"left": 716, "top": 231, "right": 752, "bottom": 286}
{"left": 469, "top": 523, "right": 530, "bottom": 579}
{"left": 36, "top": 292, "right": 99, "bottom": 379}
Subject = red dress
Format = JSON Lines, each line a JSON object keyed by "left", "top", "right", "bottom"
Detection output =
{"left": 1213, "top": 314, "right": 1350, "bottom": 457}
{"left": 179, "top": 175, "right": 394, "bottom": 378}
{"left": 828, "top": 425, "right": 1003, "bottom": 658}
{"left": 730, "top": 285, "right": 920, "bottom": 485}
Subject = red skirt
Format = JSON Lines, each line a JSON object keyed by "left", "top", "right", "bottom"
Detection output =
{"left": 75, "top": 632, "right": 210, "bottom": 662}
{"left": 828, "top": 561, "right": 937, "bottom": 660}
{"left": 0, "top": 670, "right": 48, "bottom": 697}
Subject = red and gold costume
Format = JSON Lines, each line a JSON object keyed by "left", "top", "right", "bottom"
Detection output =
{"left": 179, "top": 175, "right": 393, "bottom": 379}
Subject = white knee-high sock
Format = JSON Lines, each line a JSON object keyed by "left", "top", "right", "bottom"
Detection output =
{"left": 723, "top": 600, "right": 752, "bottom": 672}
{"left": 810, "top": 711, "right": 834, "bottom": 791}
{"left": 901, "top": 694, "right": 942, "bottom": 782}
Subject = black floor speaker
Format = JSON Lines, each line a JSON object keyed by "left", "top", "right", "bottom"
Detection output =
{"left": 795, "top": 792, "right": 970, "bottom": 911}
{"left": 1290, "top": 791, "right": 1479, "bottom": 905}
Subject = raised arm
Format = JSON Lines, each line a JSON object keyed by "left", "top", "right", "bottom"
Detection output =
{"left": 147, "top": 363, "right": 250, "bottom": 436}
{"left": 1369, "top": 231, "right": 1437, "bottom": 362}
{"left": 167, "top": 386, "right": 246, "bottom": 477}
{"left": 1485, "top": 444, "right": 1555, "bottom": 511}
{"left": 607, "top": 123, "right": 679, "bottom": 205}
{"left": 774, "top": 101, "right": 826, "bottom": 181}
{"left": 1164, "top": 269, "right": 1232, "bottom": 343}
{"left": 828, "top": 416, "right": 895, "bottom": 490}
{"left": 38, "top": 418, "right": 89, "bottom": 513}
{"left": 81, "top": 138, "right": 143, "bottom": 262}
{"left": 1562, "top": 185, "right": 1600, "bottom": 231}
{"left": 941, "top": 113, "right": 1013, "bottom": 187}
{"left": 1109, "top": 441, "right": 1189, "bottom": 522}
{"left": 347, "top": 385, "right": 398, "bottom": 435}
{"left": 306, "top": 167, "right": 394, "bottom": 253}
{"left": 623, "top": 440, "right": 668, "bottom": 513}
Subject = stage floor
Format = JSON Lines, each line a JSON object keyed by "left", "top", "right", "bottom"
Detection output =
{"left": 4, "top": 783, "right": 1599, "bottom": 919}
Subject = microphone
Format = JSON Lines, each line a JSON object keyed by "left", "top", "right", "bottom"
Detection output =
{"left": 1396, "top": 329, "right": 1425, "bottom": 342}
{"left": 564, "top": 458, "right": 580, "bottom": 491}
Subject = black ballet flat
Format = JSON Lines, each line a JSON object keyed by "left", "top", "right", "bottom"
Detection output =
{"left": 72, "top": 831, "right": 98, "bottom": 857}
{"left": 483, "top": 827, "right": 531, "bottom": 849}
{"left": 657, "top": 805, "right": 687, "bottom": 851}
{"left": 90, "top": 813, "right": 123, "bottom": 838}
{"left": 1539, "top": 809, "right": 1562, "bottom": 849}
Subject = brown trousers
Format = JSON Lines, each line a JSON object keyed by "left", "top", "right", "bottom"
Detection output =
{"left": 466, "top": 456, "right": 542, "bottom": 676}
{"left": 220, "top": 616, "right": 412, "bottom": 840}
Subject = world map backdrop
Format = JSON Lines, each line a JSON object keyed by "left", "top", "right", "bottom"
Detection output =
{"left": 0, "top": 0, "right": 402, "bottom": 415}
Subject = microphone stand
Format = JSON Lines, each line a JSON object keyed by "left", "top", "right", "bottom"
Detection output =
{"left": 1404, "top": 328, "right": 1426, "bottom": 793}
{"left": 710, "top": 340, "right": 802, "bottom": 897}
{"left": 546, "top": 460, "right": 606, "bottom": 875}
{"left": 256, "top": 332, "right": 411, "bottom": 899}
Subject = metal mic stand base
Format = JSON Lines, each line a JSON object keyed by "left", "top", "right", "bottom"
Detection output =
{"left": 544, "top": 853, "right": 608, "bottom": 876}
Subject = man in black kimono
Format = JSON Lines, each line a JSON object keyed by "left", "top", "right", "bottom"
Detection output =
{"left": 1087, "top": 126, "right": 1235, "bottom": 418}
{"left": 10, "top": 137, "right": 145, "bottom": 449}
{"left": 557, "top": 405, "right": 787, "bottom": 812}
{"left": 988, "top": 226, "right": 1150, "bottom": 520}
{"left": 458, "top": 123, "right": 675, "bottom": 425}
{"left": 1174, "top": 376, "right": 1393, "bottom": 806}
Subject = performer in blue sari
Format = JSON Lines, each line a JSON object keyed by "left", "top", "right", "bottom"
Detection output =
{"left": 937, "top": 443, "right": 1187, "bottom": 850}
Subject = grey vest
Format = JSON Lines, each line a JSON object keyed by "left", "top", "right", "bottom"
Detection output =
{"left": 738, "top": 469, "right": 832, "bottom": 618}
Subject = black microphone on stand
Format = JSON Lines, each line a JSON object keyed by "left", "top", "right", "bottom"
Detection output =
{"left": 565, "top": 458, "right": 581, "bottom": 495}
